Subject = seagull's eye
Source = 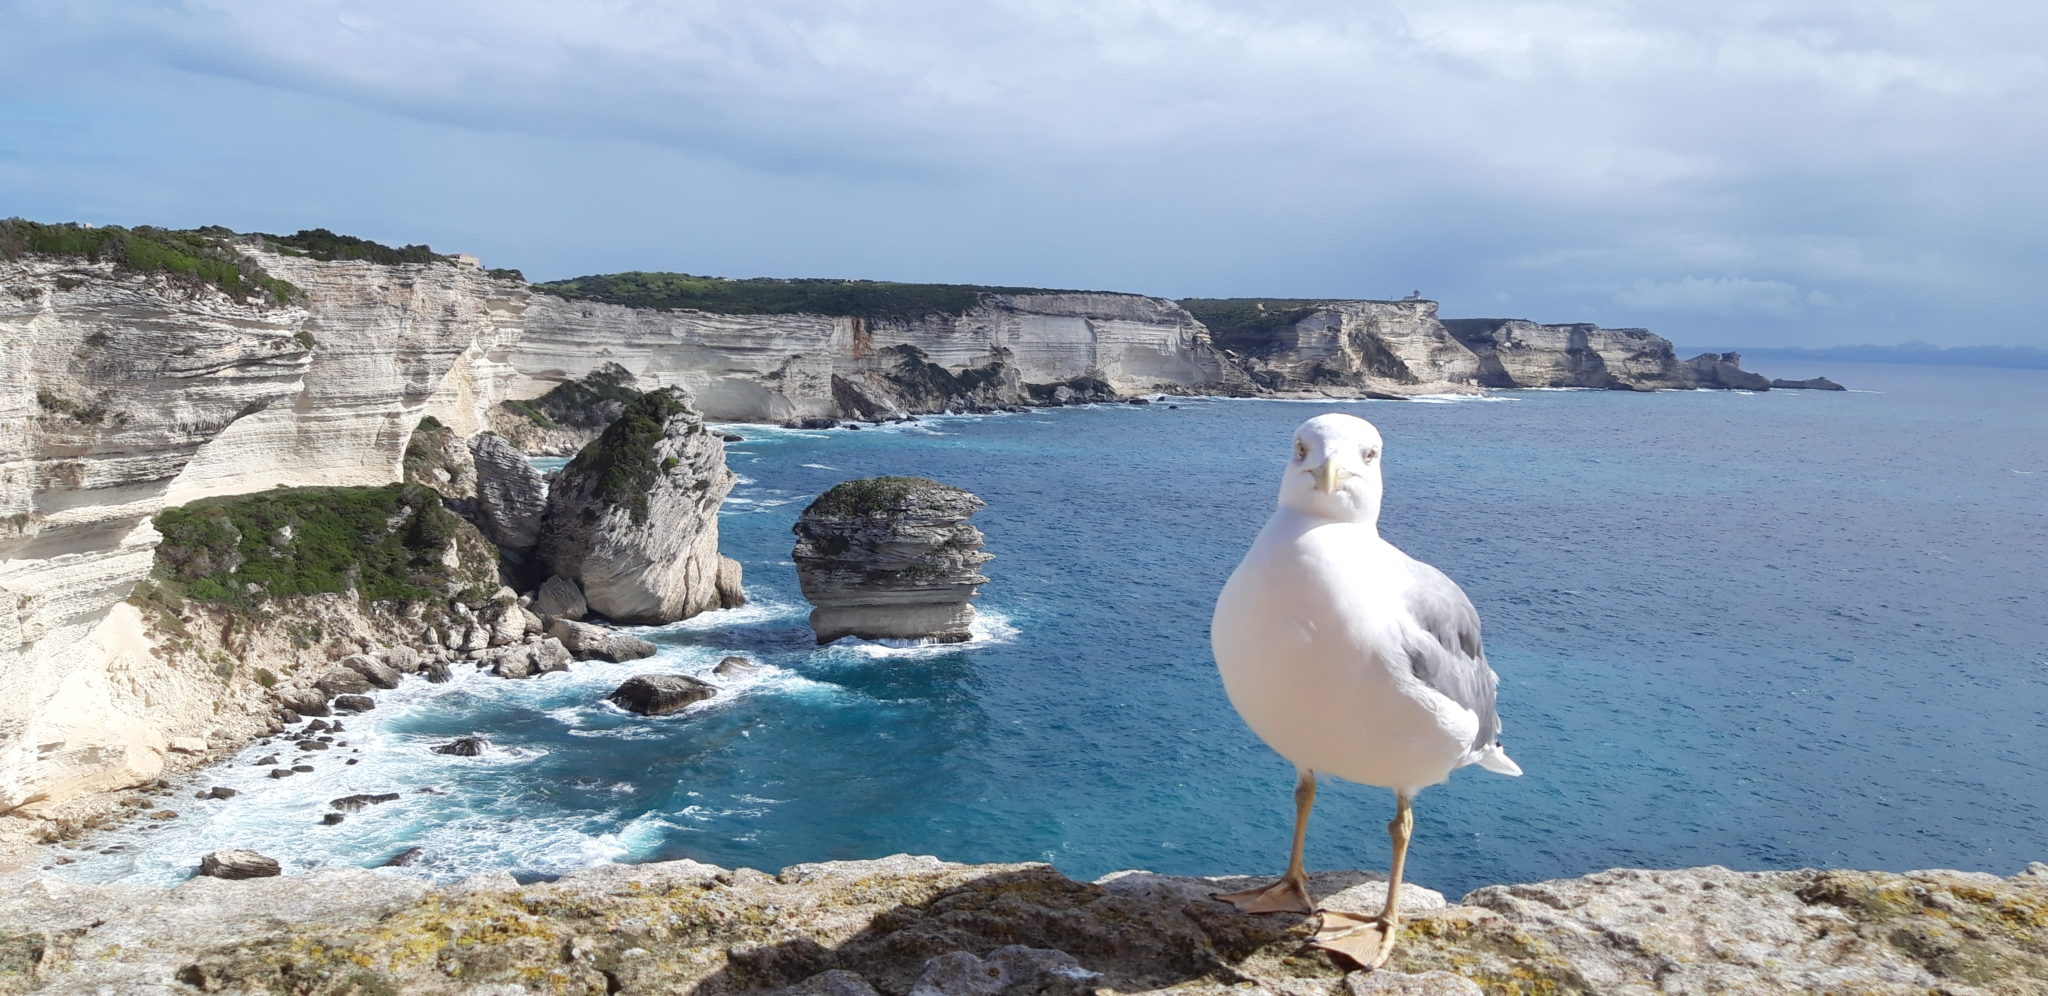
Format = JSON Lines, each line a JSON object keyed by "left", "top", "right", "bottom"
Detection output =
{"left": 1362, "top": 448, "right": 1378, "bottom": 462}
{"left": 1294, "top": 441, "right": 1307, "bottom": 460}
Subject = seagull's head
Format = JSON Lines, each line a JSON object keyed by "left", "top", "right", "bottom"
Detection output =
{"left": 1278, "top": 413, "right": 1385, "bottom": 524}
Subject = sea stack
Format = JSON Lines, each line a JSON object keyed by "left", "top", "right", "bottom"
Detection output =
{"left": 536, "top": 388, "right": 745, "bottom": 624}
{"left": 792, "top": 477, "right": 991, "bottom": 644}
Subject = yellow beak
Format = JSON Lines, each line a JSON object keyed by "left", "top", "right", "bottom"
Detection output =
{"left": 1310, "top": 460, "right": 1344, "bottom": 494}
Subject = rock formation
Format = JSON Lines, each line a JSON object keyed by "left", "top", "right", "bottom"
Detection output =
{"left": 1772, "top": 375, "right": 1848, "bottom": 391}
{"left": 462, "top": 430, "right": 547, "bottom": 556}
{"left": 537, "top": 389, "right": 746, "bottom": 624}
{"left": 793, "top": 477, "right": 991, "bottom": 644}
{"left": 2, "top": 856, "right": 2040, "bottom": 994}
{"left": 487, "top": 361, "right": 645, "bottom": 456}
{"left": 398, "top": 416, "right": 476, "bottom": 497}
{"left": 607, "top": 674, "right": 718, "bottom": 715}
{"left": 1442, "top": 318, "right": 1692, "bottom": 390}
{"left": 1680, "top": 351, "right": 1775, "bottom": 390}
{"left": 545, "top": 619, "right": 658, "bottom": 662}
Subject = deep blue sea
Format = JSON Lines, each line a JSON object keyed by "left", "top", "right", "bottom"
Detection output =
{"left": 58, "top": 363, "right": 2048, "bottom": 896}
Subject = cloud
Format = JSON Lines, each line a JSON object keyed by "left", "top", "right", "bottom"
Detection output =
{"left": 1613, "top": 277, "right": 1836, "bottom": 318}
{"left": 1, "top": 0, "right": 2044, "bottom": 346}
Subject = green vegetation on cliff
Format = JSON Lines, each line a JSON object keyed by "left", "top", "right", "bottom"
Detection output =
{"left": 249, "top": 227, "right": 449, "bottom": 265}
{"left": 502, "top": 362, "right": 644, "bottom": 430}
{"left": 807, "top": 476, "right": 964, "bottom": 518}
{"left": 0, "top": 219, "right": 299, "bottom": 305}
{"left": 1176, "top": 298, "right": 1330, "bottom": 354}
{"left": 561, "top": 388, "right": 694, "bottom": 523}
{"left": 151, "top": 484, "right": 493, "bottom": 608}
{"left": 537, "top": 271, "right": 1080, "bottom": 320}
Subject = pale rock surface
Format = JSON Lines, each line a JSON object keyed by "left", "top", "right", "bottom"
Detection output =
{"left": 1443, "top": 318, "right": 1691, "bottom": 390}
{"left": 546, "top": 619, "right": 657, "bottom": 663}
{"left": 793, "top": 478, "right": 991, "bottom": 644}
{"left": 464, "top": 430, "right": 546, "bottom": 554}
{"left": 537, "top": 389, "right": 745, "bottom": 624}
{"left": 533, "top": 574, "right": 588, "bottom": 620}
{"left": 482, "top": 636, "right": 572, "bottom": 679}
{"left": 0, "top": 857, "right": 2039, "bottom": 994}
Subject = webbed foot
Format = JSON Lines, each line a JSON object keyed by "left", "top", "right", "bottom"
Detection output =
{"left": 1211, "top": 874, "right": 1314, "bottom": 915}
{"left": 1311, "top": 909, "right": 1398, "bottom": 970}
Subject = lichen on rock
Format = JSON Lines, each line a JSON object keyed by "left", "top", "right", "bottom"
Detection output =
{"left": 793, "top": 477, "right": 991, "bottom": 644}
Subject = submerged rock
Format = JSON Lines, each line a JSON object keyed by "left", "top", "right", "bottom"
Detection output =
{"left": 195, "top": 849, "right": 279, "bottom": 880}
{"left": 536, "top": 388, "right": 746, "bottom": 624}
{"left": 330, "top": 792, "right": 401, "bottom": 812}
{"left": 713, "top": 655, "right": 763, "bottom": 678}
{"left": 792, "top": 477, "right": 992, "bottom": 644}
{"left": 606, "top": 674, "right": 719, "bottom": 716}
{"left": 431, "top": 737, "right": 487, "bottom": 757}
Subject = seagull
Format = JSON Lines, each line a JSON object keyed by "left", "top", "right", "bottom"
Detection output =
{"left": 1210, "top": 412, "right": 1521, "bottom": 970}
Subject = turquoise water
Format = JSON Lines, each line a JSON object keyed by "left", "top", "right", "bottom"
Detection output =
{"left": 59, "top": 364, "right": 2048, "bottom": 894}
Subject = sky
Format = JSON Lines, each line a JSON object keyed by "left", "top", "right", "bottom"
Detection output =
{"left": 2, "top": 1, "right": 2043, "bottom": 347}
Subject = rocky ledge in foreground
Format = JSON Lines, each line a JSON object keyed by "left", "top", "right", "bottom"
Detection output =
{"left": 793, "top": 477, "right": 992, "bottom": 644}
{"left": 1, "top": 856, "right": 2042, "bottom": 995}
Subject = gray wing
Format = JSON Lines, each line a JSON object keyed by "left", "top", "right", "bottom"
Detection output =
{"left": 1400, "top": 559, "right": 1503, "bottom": 755}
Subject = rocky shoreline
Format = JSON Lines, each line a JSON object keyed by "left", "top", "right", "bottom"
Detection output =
{"left": 0, "top": 853, "right": 2041, "bottom": 994}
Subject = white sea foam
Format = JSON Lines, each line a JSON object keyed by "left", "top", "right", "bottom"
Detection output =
{"left": 827, "top": 608, "right": 1021, "bottom": 660}
{"left": 799, "top": 463, "right": 838, "bottom": 470}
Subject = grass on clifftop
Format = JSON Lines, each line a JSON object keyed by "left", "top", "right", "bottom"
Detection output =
{"left": 807, "top": 477, "right": 966, "bottom": 517}
{"left": 151, "top": 484, "right": 492, "bottom": 608}
{"left": 561, "top": 388, "right": 694, "bottom": 523}
{"left": 537, "top": 271, "right": 1088, "bottom": 320}
{"left": 0, "top": 219, "right": 299, "bottom": 305}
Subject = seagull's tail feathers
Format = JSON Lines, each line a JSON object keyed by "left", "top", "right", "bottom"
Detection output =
{"left": 1476, "top": 743, "right": 1522, "bottom": 777}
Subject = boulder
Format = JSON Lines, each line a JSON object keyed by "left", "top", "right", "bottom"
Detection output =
{"left": 432, "top": 737, "right": 487, "bottom": 757}
{"left": 485, "top": 637, "right": 573, "bottom": 679}
{"left": 536, "top": 389, "right": 746, "bottom": 624}
{"left": 533, "top": 575, "right": 588, "bottom": 620}
{"left": 792, "top": 477, "right": 991, "bottom": 644}
{"left": 546, "top": 619, "right": 657, "bottom": 663}
{"left": 466, "top": 431, "right": 548, "bottom": 553}
{"left": 422, "top": 661, "right": 453, "bottom": 684}
{"left": 275, "top": 685, "right": 330, "bottom": 718}
{"left": 713, "top": 655, "right": 763, "bottom": 678}
{"left": 484, "top": 604, "right": 526, "bottom": 647}
{"left": 314, "top": 668, "right": 373, "bottom": 698}
{"left": 382, "top": 646, "right": 423, "bottom": 674}
{"left": 321, "top": 813, "right": 345, "bottom": 825}
{"left": 331, "top": 695, "right": 376, "bottom": 714}
{"left": 203, "top": 786, "right": 237, "bottom": 800}
{"left": 197, "top": 849, "right": 280, "bottom": 880}
{"left": 607, "top": 674, "right": 719, "bottom": 716}
{"left": 168, "top": 736, "right": 207, "bottom": 754}
{"left": 340, "top": 654, "right": 402, "bottom": 690}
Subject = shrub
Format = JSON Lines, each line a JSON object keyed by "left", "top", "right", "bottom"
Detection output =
{"left": 537, "top": 271, "right": 1089, "bottom": 320}
{"left": 561, "top": 389, "right": 693, "bottom": 523}
{"left": 250, "top": 228, "right": 447, "bottom": 265}
{"left": 151, "top": 483, "right": 487, "bottom": 608}
{"left": 0, "top": 218, "right": 299, "bottom": 305}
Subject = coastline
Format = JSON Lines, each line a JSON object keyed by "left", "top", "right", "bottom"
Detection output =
{"left": 3, "top": 852, "right": 2042, "bottom": 993}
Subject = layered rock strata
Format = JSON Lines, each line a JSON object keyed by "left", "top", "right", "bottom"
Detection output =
{"left": 793, "top": 477, "right": 991, "bottom": 644}
{"left": 536, "top": 389, "right": 745, "bottom": 624}
{"left": 1, "top": 856, "right": 2040, "bottom": 994}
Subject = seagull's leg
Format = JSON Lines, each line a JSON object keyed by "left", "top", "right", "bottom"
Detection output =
{"left": 1213, "top": 768, "right": 1316, "bottom": 914}
{"left": 1312, "top": 791, "right": 1413, "bottom": 970}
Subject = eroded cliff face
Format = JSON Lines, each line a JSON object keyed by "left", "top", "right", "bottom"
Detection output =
{"left": 504, "top": 290, "right": 1244, "bottom": 422}
{"left": 0, "top": 259, "right": 312, "bottom": 813}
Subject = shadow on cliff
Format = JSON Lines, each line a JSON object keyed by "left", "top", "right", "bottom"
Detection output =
{"left": 680, "top": 864, "right": 1345, "bottom": 995}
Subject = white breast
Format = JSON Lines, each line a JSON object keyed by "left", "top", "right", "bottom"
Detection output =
{"left": 1212, "top": 514, "right": 1474, "bottom": 791}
